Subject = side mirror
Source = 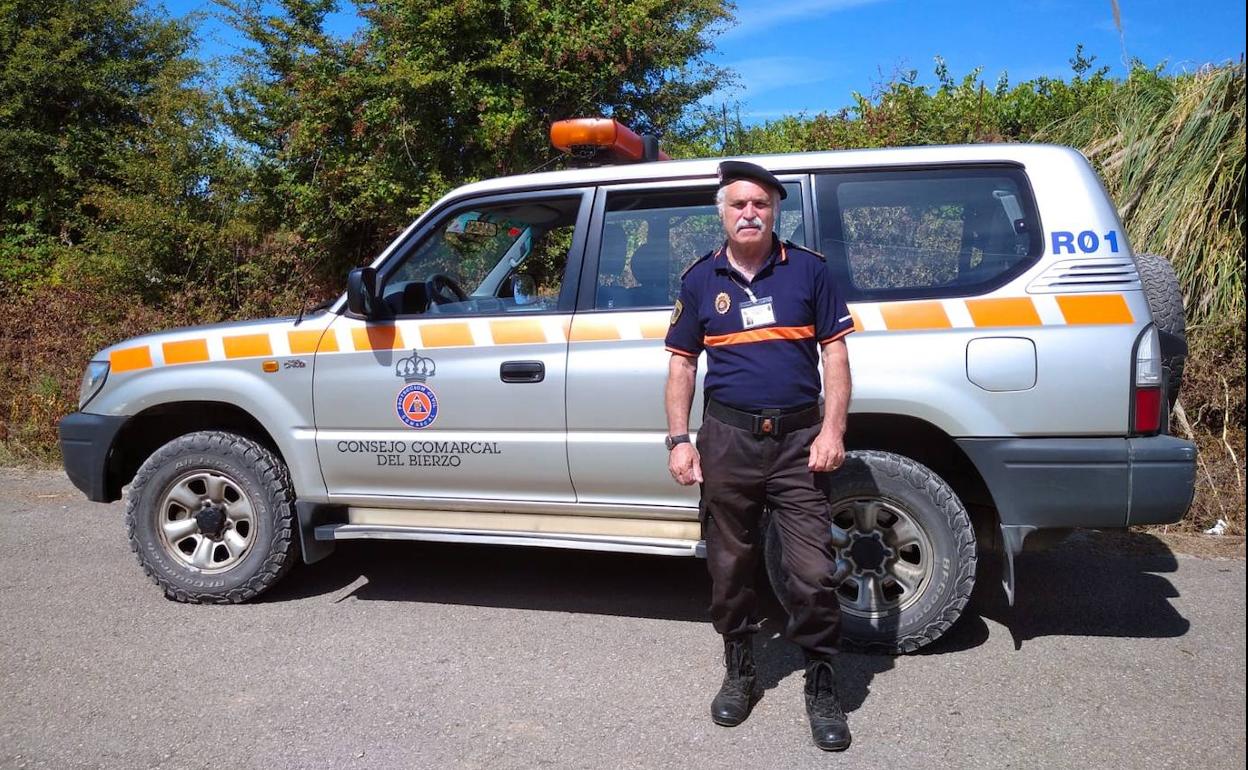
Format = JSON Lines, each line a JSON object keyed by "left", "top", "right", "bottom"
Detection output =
{"left": 346, "top": 267, "right": 380, "bottom": 317}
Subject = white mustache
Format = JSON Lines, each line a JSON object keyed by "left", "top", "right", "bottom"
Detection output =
{"left": 736, "top": 216, "right": 764, "bottom": 231}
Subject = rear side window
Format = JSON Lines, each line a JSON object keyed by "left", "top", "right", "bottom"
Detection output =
{"left": 594, "top": 182, "right": 804, "bottom": 310}
{"left": 815, "top": 167, "right": 1042, "bottom": 301}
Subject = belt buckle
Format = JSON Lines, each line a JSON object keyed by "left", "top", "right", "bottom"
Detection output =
{"left": 760, "top": 417, "right": 774, "bottom": 435}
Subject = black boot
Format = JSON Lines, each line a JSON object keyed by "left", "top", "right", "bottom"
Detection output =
{"left": 710, "top": 637, "right": 757, "bottom": 726}
{"left": 804, "top": 657, "right": 851, "bottom": 751}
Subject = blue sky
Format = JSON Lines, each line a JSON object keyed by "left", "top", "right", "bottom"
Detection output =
{"left": 158, "top": 0, "right": 1246, "bottom": 122}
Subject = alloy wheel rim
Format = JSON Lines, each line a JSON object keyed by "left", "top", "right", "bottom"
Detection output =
{"left": 155, "top": 470, "right": 256, "bottom": 573}
{"left": 830, "top": 496, "right": 933, "bottom": 619}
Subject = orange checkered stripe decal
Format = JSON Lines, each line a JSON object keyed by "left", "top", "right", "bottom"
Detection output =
{"left": 107, "top": 318, "right": 574, "bottom": 373}
{"left": 106, "top": 294, "right": 1135, "bottom": 373}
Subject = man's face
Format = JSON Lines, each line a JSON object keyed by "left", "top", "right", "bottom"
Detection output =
{"left": 720, "top": 180, "right": 777, "bottom": 249}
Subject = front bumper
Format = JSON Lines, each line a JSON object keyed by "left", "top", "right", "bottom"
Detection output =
{"left": 58, "top": 412, "right": 128, "bottom": 502}
{"left": 956, "top": 434, "right": 1197, "bottom": 528}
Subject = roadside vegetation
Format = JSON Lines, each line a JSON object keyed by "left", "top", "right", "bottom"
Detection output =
{"left": 0, "top": 1, "right": 1242, "bottom": 534}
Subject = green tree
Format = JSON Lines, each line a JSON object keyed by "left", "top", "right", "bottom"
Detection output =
{"left": 221, "top": 0, "right": 731, "bottom": 276}
{"left": 0, "top": 0, "right": 193, "bottom": 284}
{"left": 677, "top": 47, "right": 1117, "bottom": 156}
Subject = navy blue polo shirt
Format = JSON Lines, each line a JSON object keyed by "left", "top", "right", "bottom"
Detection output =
{"left": 665, "top": 236, "right": 854, "bottom": 411}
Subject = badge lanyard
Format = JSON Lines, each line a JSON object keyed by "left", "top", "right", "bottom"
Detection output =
{"left": 729, "top": 274, "right": 775, "bottom": 330}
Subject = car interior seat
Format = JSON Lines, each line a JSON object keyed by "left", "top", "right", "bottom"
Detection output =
{"left": 596, "top": 223, "right": 631, "bottom": 309}
{"left": 626, "top": 241, "right": 672, "bottom": 307}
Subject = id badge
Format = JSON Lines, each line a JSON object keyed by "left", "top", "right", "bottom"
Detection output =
{"left": 740, "top": 297, "right": 776, "bottom": 329}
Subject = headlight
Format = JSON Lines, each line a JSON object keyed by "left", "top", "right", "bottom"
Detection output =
{"left": 78, "top": 361, "right": 110, "bottom": 408}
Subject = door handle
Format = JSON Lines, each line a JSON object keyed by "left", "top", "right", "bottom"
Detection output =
{"left": 500, "top": 360, "right": 545, "bottom": 383}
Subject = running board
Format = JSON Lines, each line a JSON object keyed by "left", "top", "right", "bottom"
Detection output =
{"left": 315, "top": 523, "right": 707, "bottom": 558}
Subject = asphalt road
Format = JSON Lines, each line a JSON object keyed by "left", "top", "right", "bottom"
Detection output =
{"left": 1, "top": 467, "right": 1245, "bottom": 769}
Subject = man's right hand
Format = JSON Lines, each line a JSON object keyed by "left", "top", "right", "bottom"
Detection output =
{"left": 668, "top": 442, "right": 703, "bottom": 486}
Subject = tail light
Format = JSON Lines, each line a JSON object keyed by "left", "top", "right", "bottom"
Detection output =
{"left": 1131, "top": 324, "right": 1163, "bottom": 434}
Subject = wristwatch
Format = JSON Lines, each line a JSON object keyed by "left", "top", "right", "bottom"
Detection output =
{"left": 665, "top": 434, "right": 691, "bottom": 450}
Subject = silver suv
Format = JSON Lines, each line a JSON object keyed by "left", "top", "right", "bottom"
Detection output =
{"left": 59, "top": 133, "right": 1196, "bottom": 652}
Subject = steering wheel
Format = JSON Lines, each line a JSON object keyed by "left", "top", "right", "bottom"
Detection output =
{"left": 425, "top": 273, "right": 468, "bottom": 305}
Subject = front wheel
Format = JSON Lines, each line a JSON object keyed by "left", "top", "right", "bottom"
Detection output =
{"left": 126, "top": 431, "right": 299, "bottom": 603}
{"left": 765, "top": 450, "right": 977, "bottom": 654}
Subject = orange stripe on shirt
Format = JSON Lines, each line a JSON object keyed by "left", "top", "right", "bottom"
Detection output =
{"left": 820, "top": 327, "right": 854, "bottom": 344}
{"left": 704, "top": 325, "right": 815, "bottom": 347}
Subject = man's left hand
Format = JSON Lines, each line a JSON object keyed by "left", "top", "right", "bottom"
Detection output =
{"left": 808, "top": 428, "right": 845, "bottom": 472}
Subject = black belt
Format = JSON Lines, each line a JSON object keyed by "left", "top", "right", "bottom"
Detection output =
{"left": 706, "top": 399, "right": 821, "bottom": 437}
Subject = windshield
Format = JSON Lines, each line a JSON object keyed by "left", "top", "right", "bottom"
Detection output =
{"left": 381, "top": 198, "right": 580, "bottom": 316}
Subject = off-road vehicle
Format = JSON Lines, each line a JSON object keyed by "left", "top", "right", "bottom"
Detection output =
{"left": 60, "top": 119, "right": 1196, "bottom": 652}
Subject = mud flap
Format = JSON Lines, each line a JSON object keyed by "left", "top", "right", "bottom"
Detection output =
{"left": 295, "top": 501, "right": 346, "bottom": 564}
{"left": 999, "top": 524, "right": 1037, "bottom": 606}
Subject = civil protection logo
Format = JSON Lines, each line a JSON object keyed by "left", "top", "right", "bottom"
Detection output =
{"left": 396, "top": 383, "right": 438, "bottom": 429}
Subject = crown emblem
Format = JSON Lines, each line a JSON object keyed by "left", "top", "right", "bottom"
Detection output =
{"left": 395, "top": 349, "right": 437, "bottom": 382}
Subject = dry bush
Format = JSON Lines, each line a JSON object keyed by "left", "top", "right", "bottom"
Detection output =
{"left": 1164, "top": 320, "right": 1246, "bottom": 535}
{"left": 0, "top": 248, "right": 340, "bottom": 462}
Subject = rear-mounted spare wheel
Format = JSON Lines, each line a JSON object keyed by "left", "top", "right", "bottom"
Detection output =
{"left": 1136, "top": 253, "right": 1187, "bottom": 409}
{"left": 765, "top": 450, "right": 977, "bottom": 654}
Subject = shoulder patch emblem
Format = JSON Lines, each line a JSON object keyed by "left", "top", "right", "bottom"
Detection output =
{"left": 715, "top": 292, "right": 731, "bottom": 315}
{"left": 670, "top": 299, "right": 683, "bottom": 326}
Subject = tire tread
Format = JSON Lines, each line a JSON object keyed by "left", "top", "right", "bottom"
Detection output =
{"left": 124, "top": 431, "right": 298, "bottom": 604}
{"left": 841, "top": 450, "right": 977, "bottom": 655}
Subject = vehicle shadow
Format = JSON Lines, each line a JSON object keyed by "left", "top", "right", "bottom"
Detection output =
{"left": 261, "top": 540, "right": 896, "bottom": 713}
{"left": 259, "top": 528, "right": 1191, "bottom": 708}
{"left": 262, "top": 540, "right": 714, "bottom": 621}
{"left": 924, "top": 530, "right": 1192, "bottom": 654}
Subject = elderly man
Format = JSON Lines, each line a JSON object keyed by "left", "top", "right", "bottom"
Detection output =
{"left": 663, "top": 160, "right": 854, "bottom": 751}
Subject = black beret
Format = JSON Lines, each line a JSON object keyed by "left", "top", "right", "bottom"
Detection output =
{"left": 717, "top": 160, "right": 787, "bottom": 200}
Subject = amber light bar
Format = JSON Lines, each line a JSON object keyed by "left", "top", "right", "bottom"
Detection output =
{"left": 550, "top": 118, "right": 671, "bottom": 162}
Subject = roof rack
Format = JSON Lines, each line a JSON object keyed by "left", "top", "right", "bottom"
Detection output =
{"left": 550, "top": 118, "right": 671, "bottom": 164}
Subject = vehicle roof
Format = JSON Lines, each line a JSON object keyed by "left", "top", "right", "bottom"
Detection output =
{"left": 449, "top": 143, "right": 1085, "bottom": 199}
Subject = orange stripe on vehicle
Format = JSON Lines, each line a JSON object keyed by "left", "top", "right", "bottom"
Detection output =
{"left": 162, "top": 339, "right": 209, "bottom": 365}
{"left": 223, "top": 334, "right": 273, "bottom": 359}
{"left": 704, "top": 325, "right": 815, "bottom": 347}
{"left": 315, "top": 330, "right": 340, "bottom": 353}
{"left": 879, "top": 301, "right": 952, "bottom": 330}
{"left": 109, "top": 346, "right": 153, "bottom": 373}
{"left": 966, "top": 297, "right": 1042, "bottom": 328}
{"left": 639, "top": 316, "right": 669, "bottom": 339}
{"left": 352, "top": 325, "right": 404, "bottom": 351}
{"left": 288, "top": 329, "right": 324, "bottom": 354}
{"left": 1056, "top": 294, "right": 1134, "bottom": 325}
{"left": 421, "top": 323, "right": 474, "bottom": 348}
{"left": 848, "top": 308, "right": 863, "bottom": 332}
{"left": 570, "top": 317, "right": 622, "bottom": 342}
{"left": 490, "top": 320, "right": 546, "bottom": 345}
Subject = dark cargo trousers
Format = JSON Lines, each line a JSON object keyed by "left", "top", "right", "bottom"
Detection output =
{"left": 698, "top": 413, "right": 841, "bottom": 658}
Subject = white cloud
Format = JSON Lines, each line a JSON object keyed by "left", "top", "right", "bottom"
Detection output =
{"left": 720, "top": 0, "right": 890, "bottom": 38}
{"left": 716, "top": 56, "right": 836, "bottom": 100}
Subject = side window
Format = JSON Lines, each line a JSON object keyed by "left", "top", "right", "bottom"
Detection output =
{"left": 382, "top": 196, "right": 582, "bottom": 316}
{"left": 815, "top": 168, "right": 1041, "bottom": 300}
{"left": 595, "top": 182, "right": 804, "bottom": 310}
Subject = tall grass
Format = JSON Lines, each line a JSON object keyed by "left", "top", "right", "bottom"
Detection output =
{"left": 1041, "top": 63, "right": 1246, "bottom": 326}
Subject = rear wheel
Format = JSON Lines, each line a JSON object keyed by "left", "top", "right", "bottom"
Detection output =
{"left": 765, "top": 450, "right": 977, "bottom": 654}
{"left": 126, "top": 431, "right": 298, "bottom": 603}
